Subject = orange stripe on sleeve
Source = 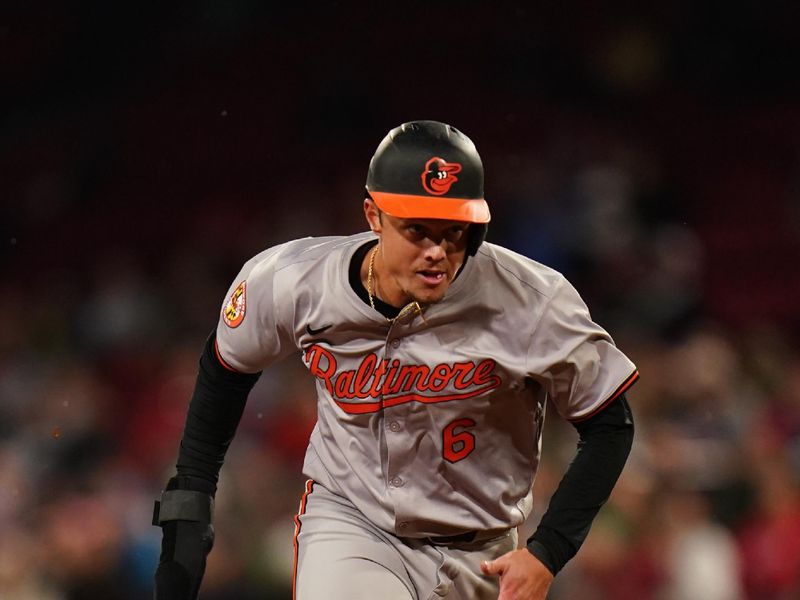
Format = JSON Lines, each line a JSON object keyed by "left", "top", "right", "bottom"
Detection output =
{"left": 213, "top": 338, "right": 239, "bottom": 373}
{"left": 569, "top": 370, "right": 640, "bottom": 423}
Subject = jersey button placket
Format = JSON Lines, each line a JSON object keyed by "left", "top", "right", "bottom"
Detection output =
{"left": 383, "top": 328, "right": 411, "bottom": 526}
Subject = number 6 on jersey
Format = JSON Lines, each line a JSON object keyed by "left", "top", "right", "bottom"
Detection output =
{"left": 442, "top": 418, "right": 476, "bottom": 463}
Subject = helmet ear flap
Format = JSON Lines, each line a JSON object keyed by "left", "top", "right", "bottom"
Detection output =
{"left": 467, "top": 223, "right": 488, "bottom": 256}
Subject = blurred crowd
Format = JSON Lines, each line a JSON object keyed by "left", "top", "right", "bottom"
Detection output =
{"left": 2, "top": 2, "right": 800, "bottom": 599}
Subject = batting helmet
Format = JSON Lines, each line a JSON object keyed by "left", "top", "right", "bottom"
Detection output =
{"left": 366, "top": 120, "right": 490, "bottom": 255}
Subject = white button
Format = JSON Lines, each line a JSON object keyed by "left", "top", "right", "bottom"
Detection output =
{"left": 390, "top": 338, "right": 401, "bottom": 348}
{"left": 390, "top": 476, "right": 404, "bottom": 487}
{"left": 388, "top": 421, "right": 402, "bottom": 432}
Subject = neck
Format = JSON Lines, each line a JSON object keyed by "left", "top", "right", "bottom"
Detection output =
{"left": 363, "top": 244, "right": 407, "bottom": 308}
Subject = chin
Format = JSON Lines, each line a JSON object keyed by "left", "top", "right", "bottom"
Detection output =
{"left": 411, "top": 287, "right": 448, "bottom": 305}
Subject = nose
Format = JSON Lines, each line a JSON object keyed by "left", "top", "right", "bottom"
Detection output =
{"left": 423, "top": 238, "right": 447, "bottom": 262}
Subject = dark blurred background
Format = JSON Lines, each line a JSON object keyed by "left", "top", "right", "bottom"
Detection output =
{"left": 2, "top": 2, "right": 800, "bottom": 599}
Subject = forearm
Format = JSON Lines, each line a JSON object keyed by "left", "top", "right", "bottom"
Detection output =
{"left": 153, "top": 332, "right": 261, "bottom": 599}
{"left": 527, "top": 394, "right": 634, "bottom": 574}
{"left": 174, "top": 331, "right": 261, "bottom": 490}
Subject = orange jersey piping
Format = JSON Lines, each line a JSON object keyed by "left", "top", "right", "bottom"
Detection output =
{"left": 568, "top": 370, "right": 640, "bottom": 423}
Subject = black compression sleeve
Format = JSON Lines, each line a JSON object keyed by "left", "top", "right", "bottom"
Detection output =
{"left": 174, "top": 332, "right": 261, "bottom": 492}
{"left": 526, "top": 394, "right": 634, "bottom": 575}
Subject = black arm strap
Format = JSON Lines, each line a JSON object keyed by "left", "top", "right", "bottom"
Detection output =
{"left": 526, "top": 393, "right": 634, "bottom": 575}
{"left": 153, "top": 490, "right": 215, "bottom": 525}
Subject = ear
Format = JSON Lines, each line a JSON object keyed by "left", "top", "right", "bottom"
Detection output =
{"left": 364, "top": 197, "right": 382, "bottom": 233}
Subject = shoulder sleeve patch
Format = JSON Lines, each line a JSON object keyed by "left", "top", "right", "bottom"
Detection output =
{"left": 222, "top": 280, "right": 247, "bottom": 328}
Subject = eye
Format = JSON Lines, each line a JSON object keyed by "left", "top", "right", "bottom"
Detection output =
{"left": 406, "top": 224, "right": 426, "bottom": 237}
{"left": 445, "top": 226, "right": 468, "bottom": 242}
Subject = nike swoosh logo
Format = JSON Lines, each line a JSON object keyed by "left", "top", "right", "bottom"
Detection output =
{"left": 306, "top": 324, "right": 333, "bottom": 336}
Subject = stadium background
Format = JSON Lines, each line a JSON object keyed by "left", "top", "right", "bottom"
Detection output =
{"left": 2, "top": 2, "right": 799, "bottom": 598}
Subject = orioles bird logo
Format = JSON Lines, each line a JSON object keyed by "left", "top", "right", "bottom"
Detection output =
{"left": 421, "top": 157, "right": 462, "bottom": 195}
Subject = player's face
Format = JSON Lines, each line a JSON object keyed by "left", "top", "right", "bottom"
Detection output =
{"left": 365, "top": 201, "right": 470, "bottom": 306}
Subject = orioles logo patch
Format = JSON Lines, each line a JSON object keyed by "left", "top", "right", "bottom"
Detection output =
{"left": 421, "top": 156, "right": 462, "bottom": 195}
{"left": 222, "top": 281, "right": 246, "bottom": 328}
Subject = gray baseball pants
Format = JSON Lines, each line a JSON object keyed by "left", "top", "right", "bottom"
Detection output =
{"left": 292, "top": 480, "right": 517, "bottom": 600}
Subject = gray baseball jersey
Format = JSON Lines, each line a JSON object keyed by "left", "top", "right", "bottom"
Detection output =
{"left": 216, "top": 231, "right": 638, "bottom": 538}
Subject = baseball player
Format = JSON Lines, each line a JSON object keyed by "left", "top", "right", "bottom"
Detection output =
{"left": 152, "top": 120, "right": 638, "bottom": 600}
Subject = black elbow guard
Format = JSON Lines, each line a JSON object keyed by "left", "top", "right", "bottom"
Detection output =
{"left": 153, "top": 476, "right": 216, "bottom": 600}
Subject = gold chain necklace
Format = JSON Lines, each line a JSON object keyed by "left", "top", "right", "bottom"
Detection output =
{"left": 367, "top": 244, "right": 423, "bottom": 323}
{"left": 367, "top": 244, "right": 381, "bottom": 314}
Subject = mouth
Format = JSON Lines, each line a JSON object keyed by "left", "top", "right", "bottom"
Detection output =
{"left": 416, "top": 269, "right": 447, "bottom": 286}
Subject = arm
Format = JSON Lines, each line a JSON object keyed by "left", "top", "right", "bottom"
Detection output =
{"left": 528, "top": 393, "right": 634, "bottom": 573}
{"left": 152, "top": 331, "right": 261, "bottom": 600}
{"left": 481, "top": 394, "right": 634, "bottom": 599}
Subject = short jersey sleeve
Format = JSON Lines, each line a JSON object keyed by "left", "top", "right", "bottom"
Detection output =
{"left": 214, "top": 249, "right": 298, "bottom": 373}
{"left": 526, "top": 277, "right": 638, "bottom": 421}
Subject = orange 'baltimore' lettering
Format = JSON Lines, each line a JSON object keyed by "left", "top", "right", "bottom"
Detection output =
{"left": 302, "top": 344, "right": 501, "bottom": 414}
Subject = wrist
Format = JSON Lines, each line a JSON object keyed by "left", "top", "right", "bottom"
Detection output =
{"left": 526, "top": 540, "right": 557, "bottom": 576}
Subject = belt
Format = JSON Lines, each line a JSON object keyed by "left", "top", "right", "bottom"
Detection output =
{"left": 424, "top": 528, "right": 509, "bottom": 546}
